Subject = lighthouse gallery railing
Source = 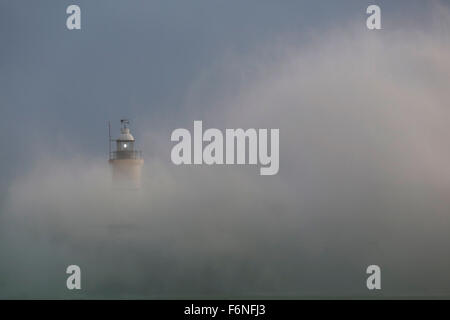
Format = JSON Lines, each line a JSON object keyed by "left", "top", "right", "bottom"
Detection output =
{"left": 109, "top": 150, "right": 143, "bottom": 160}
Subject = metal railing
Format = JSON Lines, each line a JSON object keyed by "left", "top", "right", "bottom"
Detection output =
{"left": 109, "top": 150, "right": 143, "bottom": 160}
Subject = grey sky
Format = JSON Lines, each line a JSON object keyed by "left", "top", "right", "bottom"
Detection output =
{"left": 1, "top": 1, "right": 450, "bottom": 298}
{"left": 0, "top": 0, "right": 435, "bottom": 162}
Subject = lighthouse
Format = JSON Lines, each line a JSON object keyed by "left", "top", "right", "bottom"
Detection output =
{"left": 109, "top": 119, "right": 144, "bottom": 189}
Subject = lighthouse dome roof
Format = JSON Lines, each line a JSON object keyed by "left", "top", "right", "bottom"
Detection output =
{"left": 118, "top": 128, "right": 135, "bottom": 141}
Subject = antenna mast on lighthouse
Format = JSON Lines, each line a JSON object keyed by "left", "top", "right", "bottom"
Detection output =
{"left": 108, "top": 121, "right": 112, "bottom": 160}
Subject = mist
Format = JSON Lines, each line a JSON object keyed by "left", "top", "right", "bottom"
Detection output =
{"left": 1, "top": 2, "right": 450, "bottom": 298}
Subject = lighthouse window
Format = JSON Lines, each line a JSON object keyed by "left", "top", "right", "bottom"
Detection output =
{"left": 117, "top": 141, "right": 134, "bottom": 151}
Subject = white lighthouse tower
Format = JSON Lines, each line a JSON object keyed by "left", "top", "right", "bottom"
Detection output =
{"left": 109, "top": 119, "right": 144, "bottom": 189}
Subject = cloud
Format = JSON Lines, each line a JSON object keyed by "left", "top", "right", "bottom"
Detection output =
{"left": 1, "top": 5, "right": 450, "bottom": 298}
